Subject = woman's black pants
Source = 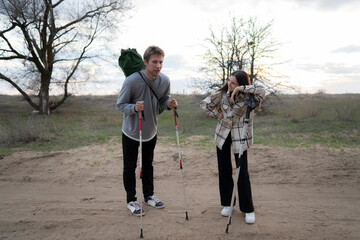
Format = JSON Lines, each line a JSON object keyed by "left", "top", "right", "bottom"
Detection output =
{"left": 122, "top": 133, "right": 157, "bottom": 203}
{"left": 216, "top": 133, "right": 254, "bottom": 213}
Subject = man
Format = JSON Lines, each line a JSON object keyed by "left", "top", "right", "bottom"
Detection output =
{"left": 116, "top": 46, "right": 178, "bottom": 216}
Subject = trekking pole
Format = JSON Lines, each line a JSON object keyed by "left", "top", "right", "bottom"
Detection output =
{"left": 173, "top": 108, "right": 189, "bottom": 220}
{"left": 225, "top": 160, "right": 241, "bottom": 233}
{"left": 138, "top": 111, "right": 144, "bottom": 238}
{"left": 225, "top": 94, "right": 258, "bottom": 234}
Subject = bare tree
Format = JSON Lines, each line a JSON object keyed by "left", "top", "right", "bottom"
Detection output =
{"left": 0, "top": 0, "right": 131, "bottom": 115}
{"left": 245, "top": 18, "right": 276, "bottom": 84}
{"left": 194, "top": 17, "right": 277, "bottom": 93}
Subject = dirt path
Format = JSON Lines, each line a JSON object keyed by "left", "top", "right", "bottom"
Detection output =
{"left": 0, "top": 141, "right": 359, "bottom": 240}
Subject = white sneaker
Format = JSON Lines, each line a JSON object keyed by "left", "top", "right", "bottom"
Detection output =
{"left": 144, "top": 195, "right": 165, "bottom": 209}
{"left": 245, "top": 212, "right": 255, "bottom": 224}
{"left": 221, "top": 206, "right": 231, "bottom": 217}
{"left": 127, "top": 201, "right": 145, "bottom": 216}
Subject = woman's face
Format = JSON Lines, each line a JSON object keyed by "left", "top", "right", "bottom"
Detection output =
{"left": 227, "top": 76, "right": 239, "bottom": 92}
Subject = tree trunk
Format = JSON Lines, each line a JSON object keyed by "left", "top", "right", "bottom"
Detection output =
{"left": 39, "top": 75, "right": 50, "bottom": 115}
{"left": 250, "top": 57, "right": 255, "bottom": 84}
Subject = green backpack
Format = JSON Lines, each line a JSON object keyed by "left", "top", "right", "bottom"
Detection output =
{"left": 118, "top": 48, "right": 145, "bottom": 77}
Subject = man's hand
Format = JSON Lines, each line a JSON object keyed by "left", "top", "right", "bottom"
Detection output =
{"left": 135, "top": 101, "right": 144, "bottom": 112}
{"left": 167, "top": 98, "right": 178, "bottom": 109}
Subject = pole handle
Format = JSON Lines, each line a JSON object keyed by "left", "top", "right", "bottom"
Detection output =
{"left": 173, "top": 107, "right": 179, "bottom": 118}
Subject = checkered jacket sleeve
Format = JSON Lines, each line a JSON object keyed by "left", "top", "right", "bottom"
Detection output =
{"left": 200, "top": 90, "right": 223, "bottom": 119}
{"left": 240, "top": 85, "right": 266, "bottom": 103}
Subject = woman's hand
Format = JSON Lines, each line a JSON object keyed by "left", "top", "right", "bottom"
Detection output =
{"left": 216, "top": 107, "right": 223, "bottom": 120}
{"left": 230, "top": 86, "right": 245, "bottom": 104}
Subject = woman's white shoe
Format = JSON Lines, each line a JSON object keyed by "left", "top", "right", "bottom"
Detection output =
{"left": 221, "top": 206, "right": 231, "bottom": 217}
{"left": 245, "top": 212, "right": 255, "bottom": 224}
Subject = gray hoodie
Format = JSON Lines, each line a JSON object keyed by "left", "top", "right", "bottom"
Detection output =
{"left": 116, "top": 70, "right": 170, "bottom": 141}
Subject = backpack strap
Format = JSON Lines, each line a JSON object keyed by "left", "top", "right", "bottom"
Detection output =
{"left": 138, "top": 72, "right": 160, "bottom": 102}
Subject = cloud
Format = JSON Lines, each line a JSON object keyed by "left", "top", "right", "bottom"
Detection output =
{"left": 296, "top": 63, "right": 325, "bottom": 72}
{"left": 295, "top": 62, "right": 360, "bottom": 75}
{"left": 283, "top": 0, "right": 359, "bottom": 9}
{"left": 180, "top": 0, "right": 239, "bottom": 11}
{"left": 324, "top": 63, "right": 360, "bottom": 75}
{"left": 163, "top": 55, "right": 187, "bottom": 70}
{"left": 320, "top": 74, "right": 360, "bottom": 93}
{"left": 332, "top": 45, "right": 360, "bottom": 53}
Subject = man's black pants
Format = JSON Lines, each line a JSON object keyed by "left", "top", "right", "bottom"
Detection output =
{"left": 216, "top": 134, "right": 254, "bottom": 213}
{"left": 122, "top": 133, "right": 157, "bottom": 203}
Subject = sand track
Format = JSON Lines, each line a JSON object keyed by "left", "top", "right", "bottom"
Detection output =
{"left": 0, "top": 143, "right": 359, "bottom": 239}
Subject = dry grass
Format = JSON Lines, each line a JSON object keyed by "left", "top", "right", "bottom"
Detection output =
{"left": 1, "top": 93, "right": 359, "bottom": 155}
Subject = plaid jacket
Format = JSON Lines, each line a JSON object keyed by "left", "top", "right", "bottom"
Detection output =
{"left": 200, "top": 85, "right": 265, "bottom": 155}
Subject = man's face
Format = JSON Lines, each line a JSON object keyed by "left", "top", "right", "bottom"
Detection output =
{"left": 144, "top": 54, "right": 164, "bottom": 80}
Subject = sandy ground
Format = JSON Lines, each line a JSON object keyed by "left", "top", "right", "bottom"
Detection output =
{"left": 0, "top": 137, "right": 359, "bottom": 240}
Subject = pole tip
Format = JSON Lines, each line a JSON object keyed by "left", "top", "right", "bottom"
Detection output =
{"left": 185, "top": 212, "right": 189, "bottom": 221}
{"left": 140, "top": 229, "right": 143, "bottom": 238}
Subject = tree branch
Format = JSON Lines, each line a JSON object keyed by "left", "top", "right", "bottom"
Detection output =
{"left": 50, "top": 17, "right": 99, "bottom": 111}
{"left": 55, "top": 2, "right": 121, "bottom": 33}
{"left": 0, "top": 24, "right": 31, "bottom": 60}
{"left": 0, "top": 72, "right": 39, "bottom": 110}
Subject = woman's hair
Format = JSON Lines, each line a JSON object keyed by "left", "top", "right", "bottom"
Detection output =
{"left": 218, "top": 70, "right": 251, "bottom": 93}
{"left": 143, "top": 46, "right": 165, "bottom": 62}
{"left": 232, "top": 70, "right": 251, "bottom": 86}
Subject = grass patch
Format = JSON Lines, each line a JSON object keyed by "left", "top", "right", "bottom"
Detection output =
{"left": 254, "top": 93, "right": 360, "bottom": 148}
{"left": 0, "top": 93, "right": 359, "bottom": 155}
{"left": 0, "top": 95, "right": 123, "bottom": 153}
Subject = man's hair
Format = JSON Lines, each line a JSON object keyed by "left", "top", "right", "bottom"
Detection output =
{"left": 143, "top": 46, "right": 165, "bottom": 62}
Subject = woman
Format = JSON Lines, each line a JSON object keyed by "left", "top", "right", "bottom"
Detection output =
{"left": 200, "top": 70, "right": 265, "bottom": 224}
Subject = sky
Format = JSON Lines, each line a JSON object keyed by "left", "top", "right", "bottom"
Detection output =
{"left": 1, "top": 0, "right": 360, "bottom": 95}
{"left": 113, "top": 0, "right": 360, "bottom": 95}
